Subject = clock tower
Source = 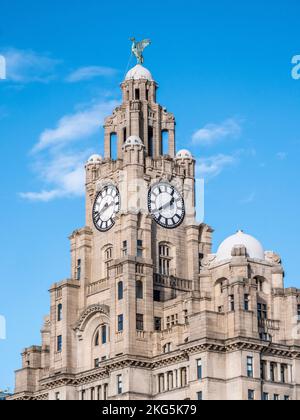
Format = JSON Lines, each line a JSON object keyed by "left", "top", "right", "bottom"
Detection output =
{"left": 76, "top": 61, "right": 212, "bottom": 371}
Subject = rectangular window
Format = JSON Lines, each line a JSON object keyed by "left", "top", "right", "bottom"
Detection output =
{"left": 91, "top": 387, "right": 95, "bottom": 401}
{"left": 154, "top": 317, "right": 161, "bottom": 331}
{"left": 154, "top": 290, "right": 161, "bottom": 302}
{"left": 284, "top": 395, "right": 290, "bottom": 401}
{"left": 274, "top": 394, "right": 280, "bottom": 400}
{"left": 280, "top": 364, "right": 286, "bottom": 383}
{"left": 197, "top": 391, "right": 203, "bottom": 401}
{"left": 297, "top": 305, "right": 300, "bottom": 322}
{"left": 55, "top": 392, "right": 60, "bottom": 400}
{"left": 94, "top": 358, "right": 100, "bottom": 368}
{"left": 117, "top": 375, "right": 123, "bottom": 395}
{"left": 57, "top": 304, "right": 62, "bottom": 322}
{"left": 103, "top": 384, "right": 108, "bottom": 400}
{"left": 118, "top": 281, "right": 123, "bottom": 300}
{"left": 247, "top": 356, "right": 253, "bottom": 378}
{"left": 262, "top": 392, "right": 269, "bottom": 401}
{"left": 135, "top": 88, "right": 140, "bottom": 100}
{"left": 258, "top": 303, "right": 268, "bottom": 320}
{"left": 248, "top": 390, "right": 255, "bottom": 401}
{"left": 197, "top": 359, "right": 202, "bottom": 380}
{"left": 57, "top": 335, "right": 62, "bottom": 353}
{"left": 101, "top": 325, "right": 107, "bottom": 344}
{"left": 261, "top": 361, "right": 266, "bottom": 380}
{"left": 81, "top": 390, "right": 86, "bottom": 401}
{"left": 229, "top": 295, "right": 235, "bottom": 311}
{"left": 270, "top": 363, "right": 276, "bottom": 382}
{"left": 244, "top": 294, "right": 250, "bottom": 311}
{"left": 122, "top": 241, "right": 127, "bottom": 257}
{"left": 136, "top": 313, "right": 144, "bottom": 331}
{"left": 137, "top": 240, "right": 143, "bottom": 257}
{"left": 97, "top": 386, "right": 102, "bottom": 401}
{"left": 76, "top": 259, "right": 81, "bottom": 281}
{"left": 118, "top": 314, "right": 123, "bottom": 332}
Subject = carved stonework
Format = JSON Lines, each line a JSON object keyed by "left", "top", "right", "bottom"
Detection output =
{"left": 265, "top": 251, "right": 282, "bottom": 264}
{"left": 75, "top": 304, "right": 110, "bottom": 333}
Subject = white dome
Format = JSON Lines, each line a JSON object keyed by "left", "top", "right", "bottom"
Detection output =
{"left": 123, "top": 135, "right": 144, "bottom": 148}
{"left": 125, "top": 64, "right": 153, "bottom": 81}
{"left": 216, "top": 230, "right": 265, "bottom": 262}
{"left": 176, "top": 149, "right": 193, "bottom": 159}
{"left": 87, "top": 154, "right": 102, "bottom": 164}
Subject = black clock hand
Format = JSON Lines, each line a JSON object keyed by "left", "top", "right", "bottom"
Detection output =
{"left": 99, "top": 201, "right": 114, "bottom": 216}
{"left": 158, "top": 197, "right": 175, "bottom": 212}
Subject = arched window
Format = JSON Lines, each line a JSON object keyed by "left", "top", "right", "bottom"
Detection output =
{"left": 159, "top": 244, "right": 171, "bottom": 275}
{"left": 94, "top": 331, "right": 99, "bottom": 347}
{"left": 57, "top": 304, "right": 62, "bottom": 322}
{"left": 162, "top": 130, "right": 169, "bottom": 155}
{"left": 110, "top": 133, "right": 118, "bottom": 160}
{"left": 118, "top": 281, "right": 123, "bottom": 300}
{"left": 136, "top": 280, "right": 143, "bottom": 299}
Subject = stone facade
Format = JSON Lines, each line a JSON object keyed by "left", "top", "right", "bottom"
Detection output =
{"left": 9, "top": 63, "right": 300, "bottom": 401}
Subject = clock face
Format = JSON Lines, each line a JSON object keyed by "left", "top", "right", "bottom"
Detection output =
{"left": 148, "top": 182, "right": 185, "bottom": 229}
{"left": 92, "top": 185, "right": 120, "bottom": 232}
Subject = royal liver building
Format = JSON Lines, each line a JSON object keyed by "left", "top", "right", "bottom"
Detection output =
{"left": 11, "top": 45, "right": 300, "bottom": 401}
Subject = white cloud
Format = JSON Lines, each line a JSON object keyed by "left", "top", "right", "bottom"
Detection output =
{"left": 32, "top": 99, "right": 118, "bottom": 153}
{"left": 4, "top": 48, "right": 61, "bottom": 83}
{"left": 197, "top": 154, "right": 237, "bottom": 178}
{"left": 20, "top": 151, "right": 89, "bottom": 202}
{"left": 66, "top": 66, "right": 117, "bottom": 83}
{"left": 192, "top": 118, "right": 242, "bottom": 146}
{"left": 21, "top": 98, "right": 118, "bottom": 201}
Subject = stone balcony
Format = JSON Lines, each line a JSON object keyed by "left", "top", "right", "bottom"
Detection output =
{"left": 258, "top": 318, "right": 280, "bottom": 331}
{"left": 154, "top": 274, "right": 193, "bottom": 292}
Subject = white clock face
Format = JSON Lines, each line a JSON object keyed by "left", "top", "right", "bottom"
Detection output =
{"left": 93, "top": 185, "right": 120, "bottom": 232}
{"left": 148, "top": 182, "right": 185, "bottom": 229}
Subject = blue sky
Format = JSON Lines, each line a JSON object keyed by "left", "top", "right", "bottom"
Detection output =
{"left": 0, "top": 0, "right": 300, "bottom": 390}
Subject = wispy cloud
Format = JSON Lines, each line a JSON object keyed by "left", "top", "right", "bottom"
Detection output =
{"left": 20, "top": 151, "right": 89, "bottom": 202}
{"left": 240, "top": 192, "right": 256, "bottom": 204}
{"left": 196, "top": 154, "right": 238, "bottom": 178}
{"left": 192, "top": 118, "right": 242, "bottom": 146}
{"left": 66, "top": 66, "right": 117, "bottom": 83}
{"left": 21, "top": 98, "right": 118, "bottom": 201}
{"left": 32, "top": 99, "right": 118, "bottom": 153}
{"left": 3, "top": 48, "right": 61, "bottom": 83}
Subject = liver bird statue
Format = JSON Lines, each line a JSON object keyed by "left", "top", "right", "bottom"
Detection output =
{"left": 130, "top": 38, "right": 151, "bottom": 65}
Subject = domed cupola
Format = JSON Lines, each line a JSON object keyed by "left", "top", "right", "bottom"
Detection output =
{"left": 122, "top": 136, "right": 145, "bottom": 165}
{"left": 125, "top": 64, "right": 153, "bottom": 82}
{"left": 216, "top": 230, "right": 265, "bottom": 262}
{"left": 122, "top": 135, "right": 145, "bottom": 150}
{"left": 86, "top": 154, "right": 103, "bottom": 165}
{"left": 176, "top": 149, "right": 193, "bottom": 160}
